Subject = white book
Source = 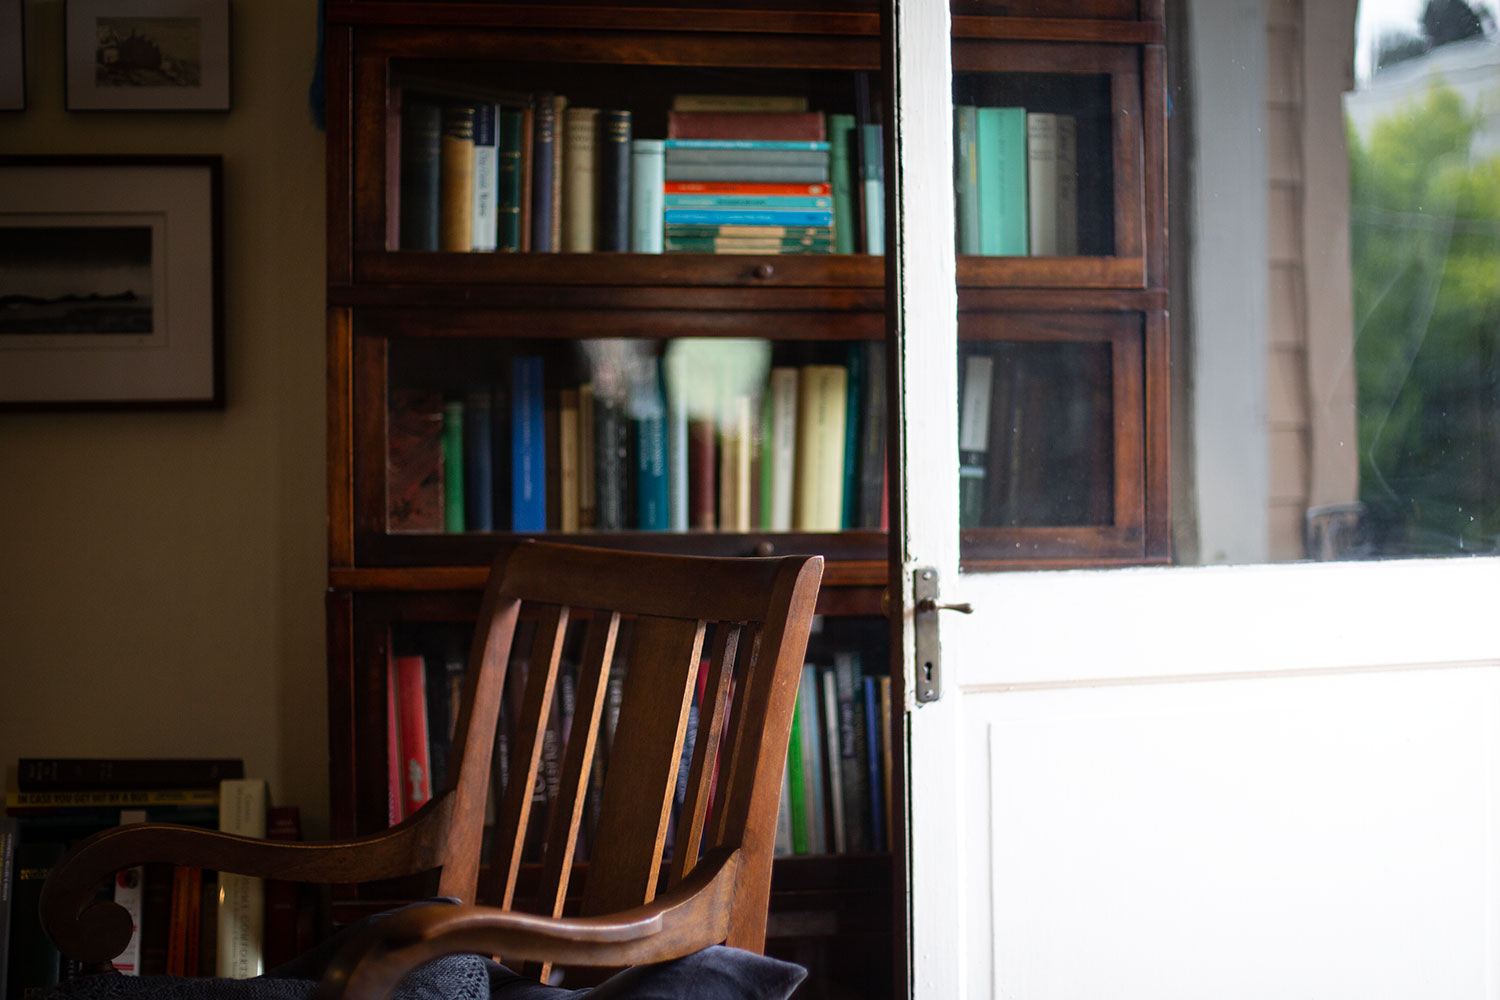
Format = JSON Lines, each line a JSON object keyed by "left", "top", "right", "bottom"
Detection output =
{"left": 1026, "top": 112, "right": 1059, "bottom": 256}
{"left": 820, "top": 667, "right": 846, "bottom": 854}
{"left": 1055, "top": 114, "right": 1078, "bottom": 255}
{"left": 630, "top": 139, "right": 665, "bottom": 253}
{"left": 112, "top": 809, "right": 147, "bottom": 975}
{"left": 766, "top": 367, "right": 800, "bottom": 531}
{"left": 470, "top": 103, "right": 499, "bottom": 251}
{"left": 217, "top": 778, "right": 268, "bottom": 979}
{"left": 661, "top": 353, "right": 689, "bottom": 532}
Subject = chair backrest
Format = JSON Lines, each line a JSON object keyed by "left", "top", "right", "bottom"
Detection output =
{"left": 428, "top": 540, "right": 824, "bottom": 957}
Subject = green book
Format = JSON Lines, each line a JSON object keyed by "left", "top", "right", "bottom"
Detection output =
{"left": 976, "top": 106, "right": 1028, "bottom": 256}
{"left": 497, "top": 106, "right": 525, "bottom": 251}
{"left": 442, "top": 398, "right": 465, "bottom": 532}
{"left": 954, "top": 104, "right": 981, "bottom": 255}
{"left": 828, "top": 112, "right": 858, "bottom": 254}
{"left": 786, "top": 688, "right": 809, "bottom": 855}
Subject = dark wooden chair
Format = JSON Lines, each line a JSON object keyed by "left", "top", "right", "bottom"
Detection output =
{"left": 40, "top": 541, "right": 824, "bottom": 998}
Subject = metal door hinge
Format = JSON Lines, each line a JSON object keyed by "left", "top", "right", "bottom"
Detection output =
{"left": 913, "top": 568, "right": 972, "bottom": 703}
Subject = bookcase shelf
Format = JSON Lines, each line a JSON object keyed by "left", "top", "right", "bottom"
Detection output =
{"left": 325, "top": 2, "right": 1167, "bottom": 995}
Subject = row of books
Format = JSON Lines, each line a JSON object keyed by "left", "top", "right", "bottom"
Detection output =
{"left": 953, "top": 106, "right": 1080, "bottom": 257}
{"left": 385, "top": 616, "right": 891, "bottom": 867}
{"left": 393, "top": 84, "right": 885, "bottom": 256}
{"left": 2, "top": 763, "right": 302, "bottom": 1000}
{"left": 386, "top": 339, "right": 888, "bottom": 536}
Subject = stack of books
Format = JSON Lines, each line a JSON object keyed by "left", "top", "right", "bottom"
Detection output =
{"left": 953, "top": 105, "right": 1079, "bottom": 257}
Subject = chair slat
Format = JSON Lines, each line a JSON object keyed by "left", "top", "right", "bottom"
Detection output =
{"left": 669, "top": 622, "right": 741, "bottom": 885}
{"left": 710, "top": 624, "right": 763, "bottom": 848}
{"left": 534, "top": 611, "right": 619, "bottom": 916}
{"left": 580, "top": 615, "right": 704, "bottom": 918}
{"left": 485, "top": 605, "right": 568, "bottom": 909}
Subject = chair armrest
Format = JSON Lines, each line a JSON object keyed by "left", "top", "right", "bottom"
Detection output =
{"left": 314, "top": 848, "right": 744, "bottom": 1000}
{"left": 42, "top": 796, "right": 460, "bottom": 964}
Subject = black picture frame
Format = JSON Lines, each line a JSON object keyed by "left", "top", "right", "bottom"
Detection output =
{"left": 0, "top": 155, "right": 225, "bottom": 410}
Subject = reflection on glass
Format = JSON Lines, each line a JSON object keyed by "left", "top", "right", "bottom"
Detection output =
{"left": 958, "top": 341, "right": 1114, "bottom": 529}
{"left": 1347, "top": 27, "right": 1500, "bottom": 557}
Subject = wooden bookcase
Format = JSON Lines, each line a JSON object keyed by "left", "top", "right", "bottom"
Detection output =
{"left": 323, "top": 2, "right": 1166, "bottom": 996}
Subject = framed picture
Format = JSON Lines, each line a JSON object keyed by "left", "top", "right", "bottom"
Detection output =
{"left": 0, "top": 156, "right": 224, "bottom": 409}
{"left": 65, "top": 0, "right": 230, "bottom": 111}
{"left": 0, "top": 0, "right": 23, "bottom": 111}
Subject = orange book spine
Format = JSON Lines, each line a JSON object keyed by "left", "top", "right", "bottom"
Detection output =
{"left": 663, "top": 181, "right": 830, "bottom": 196}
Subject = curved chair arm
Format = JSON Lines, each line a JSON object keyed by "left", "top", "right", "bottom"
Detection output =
{"left": 314, "top": 848, "right": 744, "bottom": 1000}
{"left": 42, "top": 795, "right": 459, "bottom": 965}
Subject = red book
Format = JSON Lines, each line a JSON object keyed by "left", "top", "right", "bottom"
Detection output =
{"left": 386, "top": 649, "right": 403, "bottom": 825}
{"left": 394, "top": 653, "right": 433, "bottom": 817}
{"left": 663, "top": 181, "right": 831, "bottom": 196}
{"left": 667, "top": 110, "right": 826, "bottom": 141}
{"left": 263, "top": 806, "right": 301, "bottom": 970}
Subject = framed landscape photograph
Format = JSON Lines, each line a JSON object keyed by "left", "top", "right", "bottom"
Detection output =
{"left": 0, "top": 156, "right": 224, "bottom": 409}
{"left": 0, "top": 0, "right": 23, "bottom": 111}
{"left": 65, "top": 0, "right": 230, "bottom": 111}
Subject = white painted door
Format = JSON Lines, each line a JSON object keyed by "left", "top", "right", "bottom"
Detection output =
{"left": 884, "top": 3, "right": 1500, "bottom": 997}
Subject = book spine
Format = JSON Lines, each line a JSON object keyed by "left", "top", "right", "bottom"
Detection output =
{"left": 386, "top": 648, "right": 402, "bottom": 825}
{"left": 0, "top": 816, "right": 15, "bottom": 993}
{"left": 529, "top": 93, "right": 556, "bottom": 251}
{"left": 399, "top": 98, "right": 442, "bottom": 251}
{"left": 688, "top": 416, "right": 716, "bottom": 531}
{"left": 518, "top": 103, "right": 534, "bottom": 251}
{"left": 470, "top": 103, "right": 499, "bottom": 251}
{"left": 858, "top": 341, "right": 887, "bottom": 529}
{"left": 17, "top": 759, "right": 244, "bottom": 791}
{"left": 463, "top": 386, "right": 494, "bottom": 532}
{"left": 977, "top": 106, "right": 1028, "bottom": 256}
{"left": 510, "top": 357, "right": 547, "bottom": 532}
{"left": 441, "top": 398, "right": 465, "bottom": 533}
{"left": 137, "top": 862, "right": 173, "bottom": 975}
{"left": 576, "top": 382, "right": 597, "bottom": 529}
{"left": 663, "top": 209, "right": 834, "bottom": 227}
{"left": 558, "top": 388, "right": 581, "bottom": 532}
{"left": 798, "top": 665, "right": 827, "bottom": 853}
{"left": 393, "top": 655, "right": 432, "bottom": 816}
{"left": 819, "top": 667, "right": 847, "bottom": 853}
{"left": 841, "top": 344, "right": 864, "bottom": 529}
{"left": 632, "top": 405, "right": 669, "bottom": 531}
{"left": 630, "top": 139, "right": 665, "bottom": 253}
{"left": 593, "top": 394, "right": 628, "bottom": 531}
{"left": 958, "top": 352, "right": 994, "bottom": 528}
{"left": 794, "top": 365, "right": 848, "bottom": 531}
{"left": 662, "top": 355, "right": 689, "bottom": 532}
{"left": 954, "top": 104, "right": 981, "bottom": 255}
{"left": 549, "top": 94, "right": 567, "bottom": 252}
{"left": 111, "top": 810, "right": 147, "bottom": 974}
{"left": 664, "top": 181, "right": 831, "bottom": 196}
{"left": 858, "top": 123, "right": 885, "bottom": 254}
{"left": 562, "top": 107, "right": 600, "bottom": 252}
{"left": 671, "top": 94, "right": 809, "bottom": 113}
{"left": 664, "top": 162, "right": 830, "bottom": 183}
{"left": 833, "top": 652, "right": 871, "bottom": 853}
{"left": 1055, "top": 113, "right": 1078, "bottom": 255}
{"left": 1027, "top": 111, "right": 1059, "bottom": 256}
{"left": 597, "top": 110, "right": 632, "bottom": 252}
{"left": 439, "top": 104, "right": 476, "bottom": 251}
{"left": 774, "top": 764, "right": 795, "bottom": 857}
{"left": 386, "top": 389, "right": 445, "bottom": 533}
{"left": 6, "top": 788, "right": 219, "bottom": 809}
{"left": 666, "top": 111, "right": 827, "bottom": 141}
{"left": 496, "top": 105, "right": 525, "bottom": 252}
{"left": 664, "top": 138, "right": 829, "bottom": 152}
{"left": 862, "top": 675, "right": 886, "bottom": 852}
{"left": 262, "top": 806, "right": 301, "bottom": 971}
{"left": 766, "top": 367, "right": 799, "bottom": 531}
{"left": 664, "top": 193, "right": 832, "bottom": 209}
{"left": 828, "top": 112, "right": 857, "bottom": 254}
{"left": 786, "top": 681, "right": 809, "bottom": 855}
{"left": 665, "top": 242, "right": 833, "bottom": 255}
{"left": 216, "top": 779, "right": 268, "bottom": 979}
{"left": 717, "top": 395, "right": 753, "bottom": 533}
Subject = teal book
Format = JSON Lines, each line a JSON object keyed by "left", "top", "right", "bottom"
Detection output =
{"left": 630, "top": 364, "right": 669, "bottom": 531}
{"left": 496, "top": 106, "right": 524, "bottom": 251}
{"left": 442, "top": 398, "right": 465, "bottom": 532}
{"left": 858, "top": 123, "right": 884, "bottom": 255}
{"left": 828, "top": 113, "right": 857, "bottom": 254}
{"left": 841, "top": 343, "right": 863, "bottom": 529}
{"left": 953, "top": 104, "right": 981, "bottom": 255}
{"left": 630, "top": 138, "right": 665, "bottom": 253}
{"left": 976, "top": 106, "right": 1028, "bottom": 256}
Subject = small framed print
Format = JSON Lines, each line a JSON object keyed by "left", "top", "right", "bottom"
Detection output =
{"left": 0, "top": 156, "right": 225, "bottom": 409}
{"left": 0, "top": 0, "right": 23, "bottom": 111}
{"left": 65, "top": 0, "right": 230, "bottom": 111}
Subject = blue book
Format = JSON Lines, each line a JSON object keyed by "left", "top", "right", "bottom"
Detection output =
{"left": 663, "top": 209, "right": 835, "bottom": 227}
{"left": 664, "top": 138, "right": 830, "bottom": 151}
{"left": 530, "top": 93, "right": 556, "bottom": 251}
{"left": 633, "top": 411, "right": 669, "bottom": 531}
{"left": 663, "top": 193, "right": 832, "bottom": 209}
{"left": 863, "top": 676, "right": 885, "bottom": 852}
{"left": 463, "top": 385, "right": 494, "bottom": 532}
{"left": 630, "top": 139, "right": 665, "bottom": 253}
{"left": 976, "top": 106, "right": 1028, "bottom": 255}
{"left": 510, "top": 357, "right": 546, "bottom": 532}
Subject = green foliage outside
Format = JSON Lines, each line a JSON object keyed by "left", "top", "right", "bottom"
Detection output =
{"left": 1348, "top": 81, "right": 1500, "bottom": 554}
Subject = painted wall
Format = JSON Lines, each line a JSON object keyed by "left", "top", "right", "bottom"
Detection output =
{"left": 0, "top": 0, "right": 329, "bottom": 835}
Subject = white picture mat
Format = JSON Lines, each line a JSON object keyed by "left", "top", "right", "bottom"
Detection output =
{"left": 0, "top": 0, "right": 23, "bottom": 110}
{"left": 0, "top": 164, "right": 218, "bottom": 404}
{"left": 66, "top": 0, "right": 230, "bottom": 110}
